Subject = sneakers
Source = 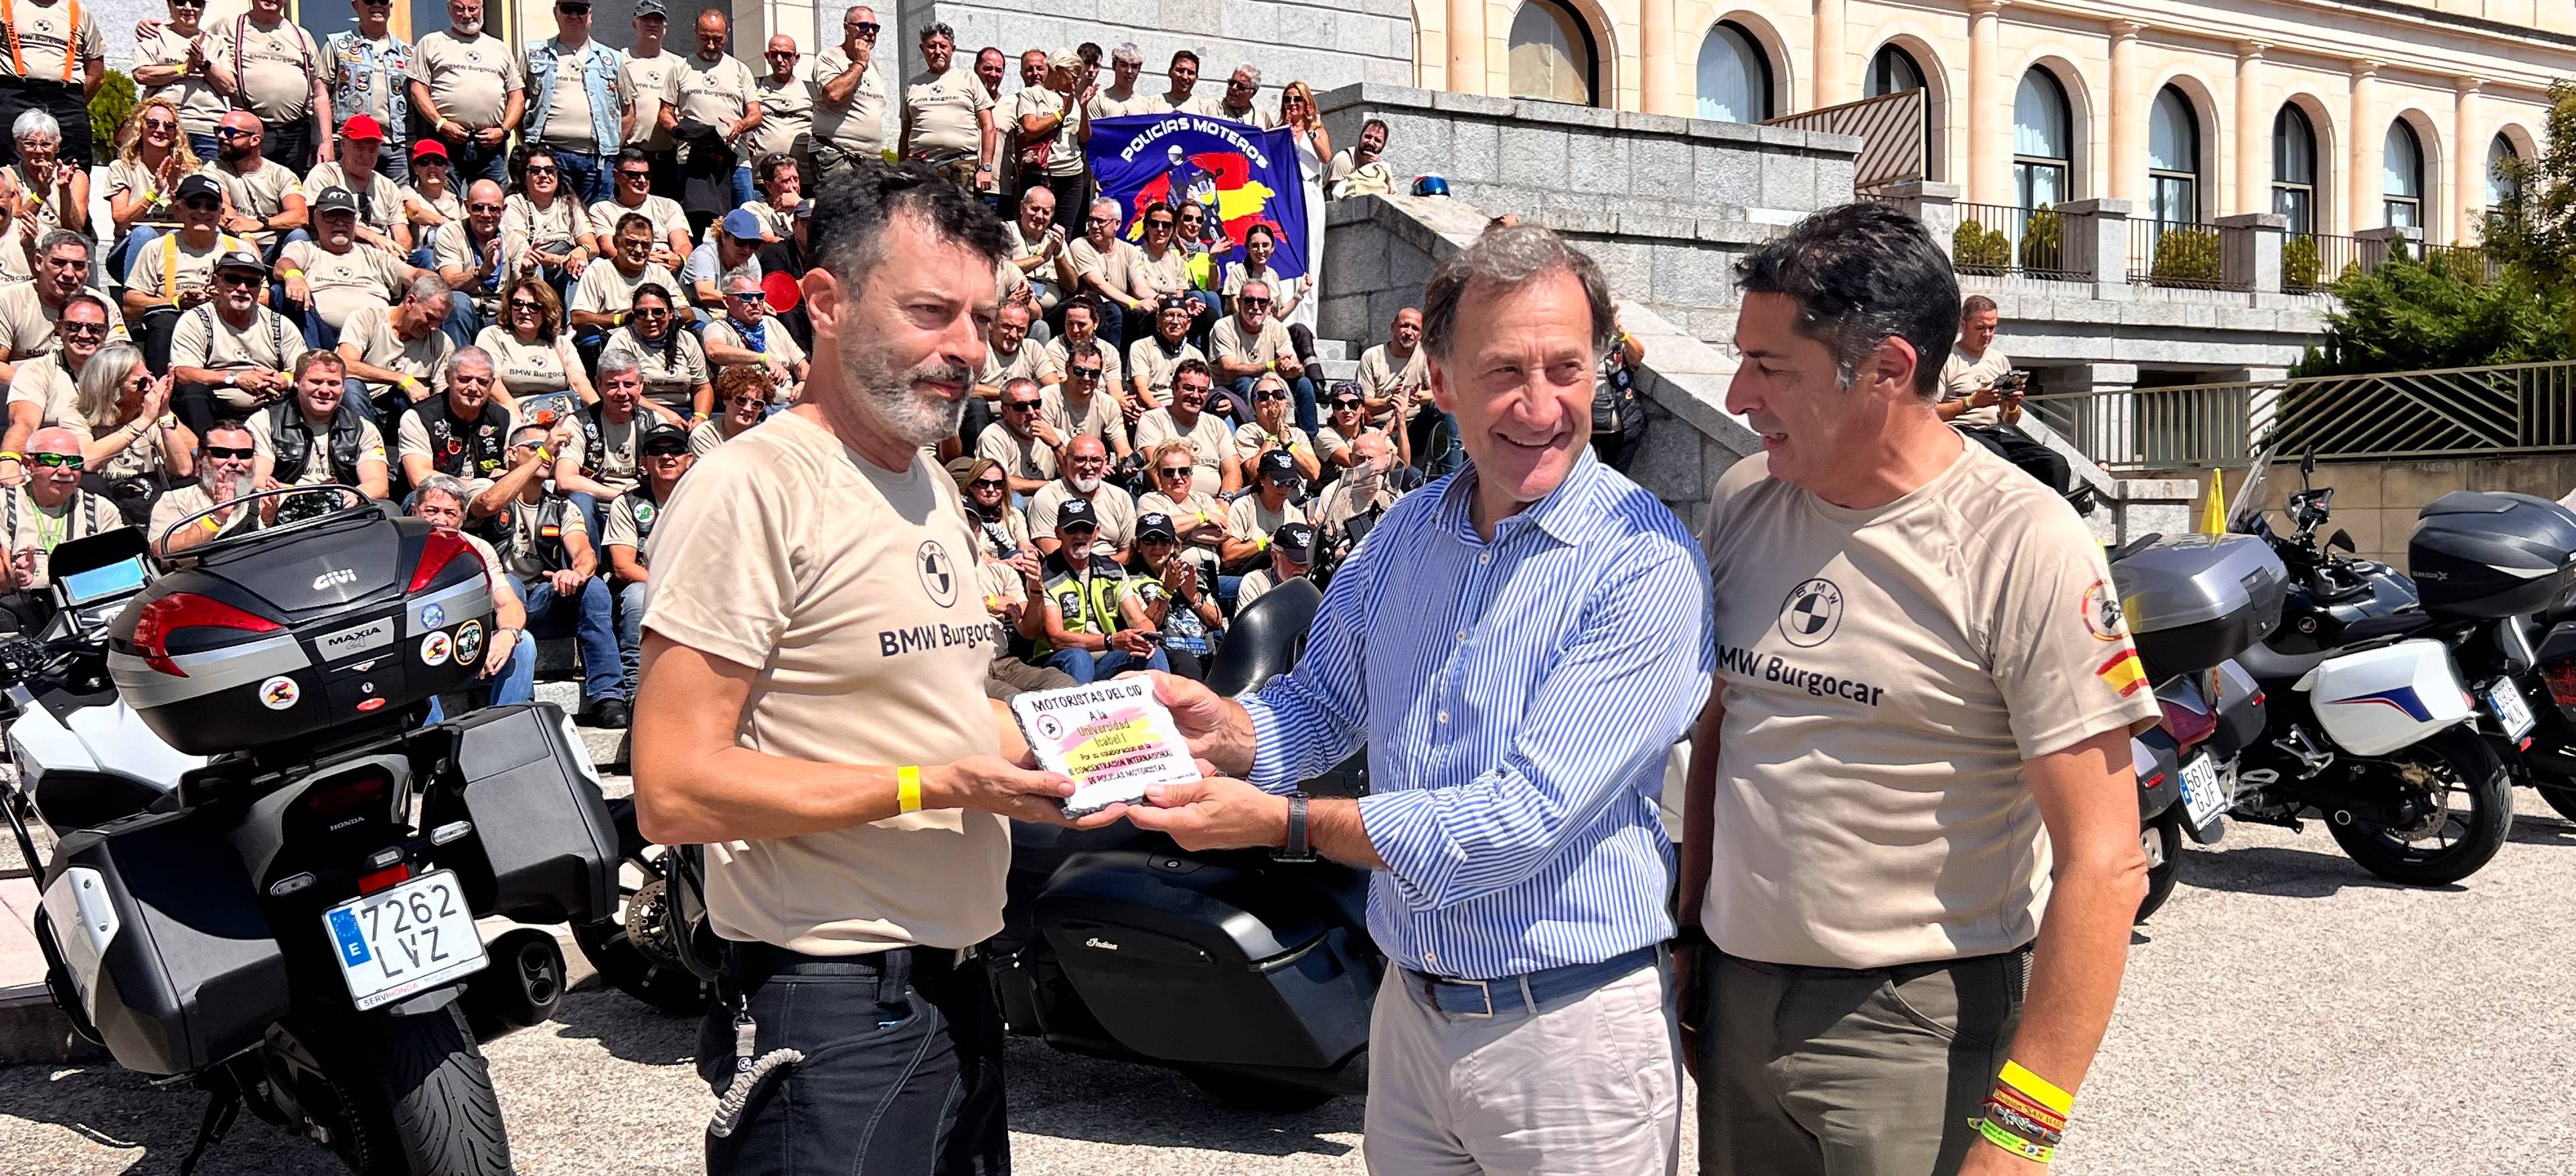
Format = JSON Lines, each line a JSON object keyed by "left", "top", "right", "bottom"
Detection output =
{"left": 586, "top": 698, "right": 632, "bottom": 729}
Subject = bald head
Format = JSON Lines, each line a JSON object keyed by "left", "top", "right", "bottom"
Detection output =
{"left": 26, "top": 427, "right": 78, "bottom": 457}
{"left": 1068, "top": 435, "right": 1107, "bottom": 463}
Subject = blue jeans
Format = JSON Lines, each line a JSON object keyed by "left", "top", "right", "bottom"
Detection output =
{"left": 110, "top": 225, "right": 160, "bottom": 290}
{"left": 281, "top": 296, "right": 343, "bottom": 351}
{"left": 448, "top": 135, "right": 513, "bottom": 186}
{"left": 187, "top": 132, "right": 220, "bottom": 162}
{"left": 1046, "top": 644, "right": 1169, "bottom": 683}
{"left": 731, "top": 164, "right": 756, "bottom": 209}
{"left": 616, "top": 579, "right": 648, "bottom": 699}
{"left": 551, "top": 149, "right": 611, "bottom": 204}
{"left": 423, "top": 631, "right": 537, "bottom": 723}
{"left": 1230, "top": 374, "right": 1318, "bottom": 438}
{"left": 378, "top": 145, "right": 411, "bottom": 187}
{"left": 519, "top": 573, "right": 624, "bottom": 703}
{"left": 445, "top": 291, "right": 485, "bottom": 349}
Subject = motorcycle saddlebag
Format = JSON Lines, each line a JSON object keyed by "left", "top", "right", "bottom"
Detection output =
{"left": 1035, "top": 850, "right": 1376, "bottom": 1072}
{"left": 37, "top": 807, "right": 287, "bottom": 1076}
{"left": 2410, "top": 492, "right": 2576, "bottom": 620}
{"left": 418, "top": 703, "right": 617, "bottom": 927}
{"left": 2132, "top": 727, "right": 2183, "bottom": 821}
{"left": 2111, "top": 534, "right": 2289, "bottom": 680}
{"left": 106, "top": 510, "right": 495, "bottom": 756}
{"left": 2206, "top": 659, "right": 2265, "bottom": 761}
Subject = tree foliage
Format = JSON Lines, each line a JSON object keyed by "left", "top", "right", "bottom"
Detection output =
{"left": 88, "top": 71, "right": 135, "bottom": 158}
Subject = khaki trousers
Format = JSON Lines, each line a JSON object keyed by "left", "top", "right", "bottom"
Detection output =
{"left": 1363, "top": 961, "right": 1680, "bottom": 1176}
{"left": 1696, "top": 946, "right": 2030, "bottom": 1176}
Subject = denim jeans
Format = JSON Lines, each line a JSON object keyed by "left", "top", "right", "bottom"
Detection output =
{"left": 1231, "top": 374, "right": 1318, "bottom": 437}
{"left": 730, "top": 164, "right": 756, "bottom": 209}
{"left": 187, "top": 132, "right": 220, "bottom": 163}
{"left": 110, "top": 226, "right": 159, "bottom": 291}
{"left": 447, "top": 134, "right": 513, "bottom": 186}
{"left": 444, "top": 291, "right": 485, "bottom": 350}
{"left": 616, "top": 579, "right": 648, "bottom": 699}
{"left": 550, "top": 149, "right": 611, "bottom": 204}
{"left": 280, "top": 296, "right": 344, "bottom": 352}
{"left": 519, "top": 572, "right": 624, "bottom": 703}
{"left": 378, "top": 145, "right": 411, "bottom": 187}
{"left": 1045, "top": 644, "right": 1169, "bottom": 683}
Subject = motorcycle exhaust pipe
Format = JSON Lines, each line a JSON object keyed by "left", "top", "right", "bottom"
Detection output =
{"left": 463, "top": 927, "right": 566, "bottom": 1043}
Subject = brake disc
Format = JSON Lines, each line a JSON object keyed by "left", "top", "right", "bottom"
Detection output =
{"left": 622, "top": 875, "right": 686, "bottom": 970}
{"left": 2381, "top": 759, "right": 2453, "bottom": 843}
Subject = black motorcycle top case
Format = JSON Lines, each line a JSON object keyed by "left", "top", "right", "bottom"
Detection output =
{"left": 1036, "top": 849, "right": 1376, "bottom": 1072}
{"left": 2112, "top": 534, "right": 2289, "bottom": 678}
{"left": 2410, "top": 491, "right": 2576, "bottom": 620}
{"left": 39, "top": 806, "right": 290, "bottom": 1076}
{"left": 422, "top": 703, "right": 619, "bottom": 928}
{"left": 105, "top": 510, "right": 495, "bottom": 755}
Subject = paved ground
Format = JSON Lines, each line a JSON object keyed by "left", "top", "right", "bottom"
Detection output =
{"left": 7, "top": 790, "right": 2576, "bottom": 1174}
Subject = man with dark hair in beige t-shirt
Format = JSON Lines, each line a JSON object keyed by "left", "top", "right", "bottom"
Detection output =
{"left": 633, "top": 159, "right": 1101, "bottom": 1176}
{"left": 1681, "top": 203, "right": 2160, "bottom": 1176}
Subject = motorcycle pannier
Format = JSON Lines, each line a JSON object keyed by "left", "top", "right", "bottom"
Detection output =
{"left": 2410, "top": 492, "right": 2576, "bottom": 620}
{"left": 1036, "top": 851, "right": 1375, "bottom": 1073}
{"left": 2113, "top": 534, "right": 2289, "bottom": 678}
{"left": 105, "top": 510, "right": 495, "bottom": 756}
{"left": 420, "top": 703, "right": 619, "bottom": 928}
{"left": 37, "top": 807, "right": 289, "bottom": 1076}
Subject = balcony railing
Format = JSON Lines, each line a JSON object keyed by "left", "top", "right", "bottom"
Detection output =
{"left": 2020, "top": 359, "right": 2576, "bottom": 469}
{"left": 2284, "top": 232, "right": 2358, "bottom": 293}
{"left": 2125, "top": 218, "right": 2238, "bottom": 290}
{"left": 1951, "top": 203, "right": 2084, "bottom": 281}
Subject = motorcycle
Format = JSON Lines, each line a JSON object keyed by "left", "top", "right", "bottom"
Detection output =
{"left": 2224, "top": 452, "right": 2516, "bottom": 885}
{"left": 5, "top": 492, "right": 619, "bottom": 1176}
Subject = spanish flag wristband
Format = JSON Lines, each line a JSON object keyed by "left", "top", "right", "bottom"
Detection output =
{"left": 897, "top": 765, "right": 923, "bottom": 813}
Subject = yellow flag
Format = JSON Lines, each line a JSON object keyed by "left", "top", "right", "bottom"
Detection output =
{"left": 2200, "top": 469, "right": 2229, "bottom": 535}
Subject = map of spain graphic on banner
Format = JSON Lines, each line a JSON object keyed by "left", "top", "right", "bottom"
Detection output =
{"left": 1088, "top": 114, "right": 1311, "bottom": 282}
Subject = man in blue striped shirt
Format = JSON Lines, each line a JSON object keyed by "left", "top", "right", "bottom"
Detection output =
{"left": 1125, "top": 225, "right": 1713, "bottom": 1175}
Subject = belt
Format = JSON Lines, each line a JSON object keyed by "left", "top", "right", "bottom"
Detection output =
{"left": 723, "top": 940, "right": 975, "bottom": 984}
{"left": 1402, "top": 944, "right": 1659, "bottom": 1019}
{"left": 1720, "top": 942, "right": 2034, "bottom": 980}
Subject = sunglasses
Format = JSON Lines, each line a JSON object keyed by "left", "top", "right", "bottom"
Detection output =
{"left": 181, "top": 197, "right": 220, "bottom": 210}
{"left": 847, "top": 19, "right": 878, "bottom": 31}
{"left": 1333, "top": 399, "right": 1364, "bottom": 411}
{"left": 142, "top": 117, "right": 177, "bottom": 131}
{"left": 1069, "top": 366, "right": 1102, "bottom": 379}
{"left": 469, "top": 202, "right": 504, "bottom": 212}
{"left": 635, "top": 307, "right": 671, "bottom": 317}
{"left": 1255, "top": 389, "right": 1287, "bottom": 400}
{"left": 766, "top": 50, "right": 798, "bottom": 58}
{"left": 619, "top": 170, "right": 651, "bottom": 181}
{"left": 216, "top": 127, "right": 256, "bottom": 139}
{"left": 644, "top": 445, "right": 689, "bottom": 457}
{"left": 418, "top": 157, "right": 450, "bottom": 167}
{"left": 525, "top": 164, "right": 558, "bottom": 175}
{"left": 1156, "top": 466, "right": 1192, "bottom": 477}
{"left": 28, "top": 451, "right": 81, "bottom": 468}
{"left": 1062, "top": 524, "right": 1097, "bottom": 534}
{"left": 1004, "top": 400, "right": 1041, "bottom": 412}
{"left": 201, "top": 445, "right": 253, "bottom": 461}
{"left": 214, "top": 272, "right": 258, "bottom": 286}
{"left": 58, "top": 321, "right": 105, "bottom": 337}
{"left": 971, "top": 477, "right": 1006, "bottom": 489}
{"left": 509, "top": 300, "right": 544, "bottom": 311}
{"left": 1145, "top": 219, "right": 1173, "bottom": 229}
{"left": 726, "top": 290, "right": 767, "bottom": 302}
{"left": 1139, "top": 535, "right": 1175, "bottom": 544}
{"left": 730, "top": 394, "right": 766, "bottom": 406}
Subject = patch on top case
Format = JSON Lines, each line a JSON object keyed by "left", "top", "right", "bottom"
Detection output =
{"left": 420, "top": 631, "right": 453, "bottom": 666}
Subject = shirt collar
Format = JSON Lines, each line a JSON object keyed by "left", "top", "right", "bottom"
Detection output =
{"left": 1435, "top": 447, "right": 1611, "bottom": 548}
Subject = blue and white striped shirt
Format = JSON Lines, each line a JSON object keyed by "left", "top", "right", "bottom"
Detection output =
{"left": 1243, "top": 452, "right": 1714, "bottom": 980}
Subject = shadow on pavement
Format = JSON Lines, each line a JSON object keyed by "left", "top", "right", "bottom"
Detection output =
{"left": 2177, "top": 844, "right": 2464, "bottom": 899}
{"left": 545, "top": 986, "right": 701, "bottom": 1068}
{"left": 2507, "top": 814, "right": 2576, "bottom": 846}
{"left": 1003, "top": 1037, "right": 1362, "bottom": 1158}
{"left": 0, "top": 1059, "right": 345, "bottom": 1175}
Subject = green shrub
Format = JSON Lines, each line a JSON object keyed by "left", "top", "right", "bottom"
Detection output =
{"left": 1952, "top": 220, "right": 2010, "bottom": 276}
{"left": 88, "top": 70, "right": 135, "bottom": 158}
{"left": 2018, "top": 206, "right": 2063, "bottom": 275}
{"left": 2293, "top": 250, "right": 2573, "bottom": 375}
{"left": 2149, "top": 226, "right": 2222, "bottom": 287}
{"left": 2283, "top": 234, "right": 2322, "bottom": 291}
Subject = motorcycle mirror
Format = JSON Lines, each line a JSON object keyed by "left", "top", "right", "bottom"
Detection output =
{"left": 2300, "top": 447, "right": 2317, "bottom": 481}
{"left": 2330, "top": 528, "right": 2356, "bottom": 552}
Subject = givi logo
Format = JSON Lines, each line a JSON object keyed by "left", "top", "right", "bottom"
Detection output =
{"left": 312, "top": 569, "right": 359, "bottom": 591}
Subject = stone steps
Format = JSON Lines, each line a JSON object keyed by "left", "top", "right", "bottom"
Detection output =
{"left": 533, "top": 644, "right": 629, "bottom": 770}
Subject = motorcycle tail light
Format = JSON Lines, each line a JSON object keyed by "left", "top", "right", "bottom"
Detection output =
{"left": 2547, "top": 662, "right": 2576, "bottom": 719}
{"left": 408, "top": 528, "right": 482, "bottom": 593}
{"left": 305, "top": 770, "right": 390, "bottom": 817}
{"left": 357, "top": 863, "right": 410, "bottom": 895}
{"left": 130, "top": 591, "right": 282, "bottom": 676}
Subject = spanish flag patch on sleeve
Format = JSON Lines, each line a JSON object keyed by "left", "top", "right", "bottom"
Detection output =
{"left": 2096, "top": 648, "right": 2148, "bottom": 696}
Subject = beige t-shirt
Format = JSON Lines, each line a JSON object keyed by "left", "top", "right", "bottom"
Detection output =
{"left": 1224, "top": 492, "right": 1303, "bottom": 550}
{"left": 643, "top": 411, "right": 1005, "bottom": 954}
{"left": 1233, "top": 422, "right": 1311, "bottom": 465}
{"left": 532, "top": 39, "right": 606, "bottom": 150}
{"left": 559, "top": 407, "right": 641, "bottom": 494}
{"left": 210, "top": 158, "right": 303, "bottom": 251}
{"left": 408, "top": 30, "right": 521, "bottom": 130}
{"left": 975, "top": 423, "right": 1058, "bottom": 484}
{"left": 1939, "top": 346, "right": 2013, "bottom": 429}
{"left": 246, "top": 409, "right": 388, "bottom": 486}
{"left": 212, "top": 16, "right": 320, "bottom": 121}
{"left": 280, "top": 238, "right": 406, "bottom": 329}
{"left": 5, "top": 352, "right": 78, "bottom": 429}
{"left": 0, "top": 0, "right": 100, "bottom": 81}
{"left": 569, "top": 259, "right": 683, "bottom": 315}
{"left": 148, "top": 481, "right": 256, "bottom": 546}
{"left": 586, "top": 194, "right": 689, "bottom": 250}
{"left": 339, "top": 302, "right": 455, "bottom": 388}
{"left": 1066, "top": 235, "right": 1142, "bottom": 303}
{"left": 1008, "top": 86, "right": 1083, "bottom": 178}
{"left": 688, "top": 415, "right": 753, "bottom": 455}
{"left": 320, "top": 32, "right": 404, "bottom": 128}
{"left": 1026, "top": 480, "right": 1134, "bottom": 555}
{"left": 125, "top": 230, "right": 254, "bottom": 304}
{"left": 1044, "top": 336, "right": 1121, "bottom": 397}
{"left": 1697, "top": 444, "right": 2161, "bottom": 970}
{"left": 904, "top": 68, "right": 991, "bottom": 156}
{"left": 101, "top": 158, "right": 185, "bottom": 226}
{"left": 600, "top": 330, "right": 709, "bottom": 416}
{"left": 1085, "top": 87, "right": 1159, "bottom": 119}
{"left": 170, "top": 305, "right": 299, "bottom": 410}
{"left": 1040, "top": 384, "right": 1123, "bottom": 451}
{"left": 0, "top": 283, "right": 127, "bottom": 360}
{"left": 702, "top": 314, "right": 807, "bottom": 394}
{"left": 1125, "top": 336, "right": 1203, "bottom": 405}
{"left": 675, "top": 52, "right": 756, "bottom": 133}
{"left": 1209, "top": 315, "right": 1296, "bottom": 372}
{"left": 809, "top": 49, "right": 888, "bottom": 156}
{"left": 1132, "top": 406, "right": 1231, "bottom": 496}
{"left": 0, "top": 486, "right": 120, "bottom": 586}
{"left": 1356, "top": 343, "right": 1429, "bottom": 422}
{"left": 619, "top": 50, "right": 688, "bottom": 151}
{"left": 748, "top": 72, "right": 813, "bottom": 161}
{"left": 403, "top": 183, "right": 465, "bottom": 230}
{"left": 597, "top": 484, "right": 667, "bottom": 561}
{"left": 475, "top": 325, "right": 574, "bottom": 398}
{"left": 977, "top": 340, "right": 1059, "bottom": 392}
{"left": 135, "top": 27, "right": 228, "bottom": 135}
{"left": 1130, "top": 244, "right": 1190, "bottom": 298}
{"left": 303, "top": 161, "right": 408, "bottom": 241}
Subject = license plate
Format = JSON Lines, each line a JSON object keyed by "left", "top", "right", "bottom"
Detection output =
{"left": 321, "top": 871, "right": 487, "bottom": 1011}
{"left": 2179, "top": 751, "right": 2229, "bottom": 827}
{"left": 2489, "top": 680, "right": 2537, "bottom": 741}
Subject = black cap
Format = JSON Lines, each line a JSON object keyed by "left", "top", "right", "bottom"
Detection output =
{"left": 1056, "top": 497, "right": 1098, "bottom": 530}
{"left": 312, "top": 186, "right": 359, "bottom": 215}
{"left": 175, "top": 173, "right": 222, "bottom": 202}
{"left": 1257, "top": 449, "right": 1297, "bottom": 482}
{"left": 1273, "top": 522, "right": 1316, "bottom": 562}
{"left": 633, "top": 0, "right": 667, "bottom": 14}
{"left": 212, "top": 248, "right": 267, "bottom": 275}
{"left": 1136, "top": 512, "right": 1176, "bottom": 540}
{"left": 640, "top": 423, "right": 690, "bottom": 455}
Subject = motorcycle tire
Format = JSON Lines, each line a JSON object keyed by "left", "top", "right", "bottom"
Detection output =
{"left": 303, "top": 1003, "right": 514, "bottom": 1176}
{"left": 2326, "top": 730, "right": 2512, "bottom": 887}
{"left": 2533, "top": 782, "right": 2576, "bottom": 824}
{"left": 570, "top": 798, "right": 713, "bottom": 1015}
{"left": 2136, "top": 810, "right": 2184, "bottom": 923}
{"left": 1184, "top": 1069, "right": 1338, "bottom": 1114}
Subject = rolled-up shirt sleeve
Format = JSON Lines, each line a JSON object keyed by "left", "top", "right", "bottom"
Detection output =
{"left": 1240, "top": 527, "right": 1386, "bottom": 792}
{"left": 1354, "top": 546, "right": 1712, "bottom": 912}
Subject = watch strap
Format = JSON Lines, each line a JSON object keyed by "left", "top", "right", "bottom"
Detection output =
{"left": 1275, "top": 793, "right": 1315, "bottom": 862}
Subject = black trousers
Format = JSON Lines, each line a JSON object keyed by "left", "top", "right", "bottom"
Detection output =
{"left": 700, "top": 944, "right": 1009, "bottom": 1176}
{"left": 262, "top": 117, "right": 317, "bottom": 174}
{"left": 0, "top": 78, "right": 94, "bottom": 167}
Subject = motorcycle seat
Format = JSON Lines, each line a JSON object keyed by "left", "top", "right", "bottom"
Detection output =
{"left": 2341, "top": 612, "right": 2434, "bottom": 641}
{"left": 1204, "top": 578, "right": 1321, "bottom": 699}
{"left": 2236, "top": 640, "right": 2335, "bottom": 683}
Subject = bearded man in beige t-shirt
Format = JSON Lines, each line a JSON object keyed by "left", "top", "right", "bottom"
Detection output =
{"left": 1680, "top": 204, "right": 2159, "bottom": 1176}
{"left": 633, "top": 160, "right": 1105, "bottom": 1176}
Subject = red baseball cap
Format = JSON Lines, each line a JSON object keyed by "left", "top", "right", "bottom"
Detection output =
{"left": 341, "top": 115, "right": 385, "bottom": 141}
{"left": 412, "top": 139, "right": 449, "bottom": 161}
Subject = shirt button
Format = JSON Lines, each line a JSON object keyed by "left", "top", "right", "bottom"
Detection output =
{"left": 1455, "top": 630, "right": 1468, "bottom": 642}
{"left": 1437, "top": 711, "right": 1449, "bottom": 723}
{"left": 1479, "top": 551, "right": 1492, "bottom": 564}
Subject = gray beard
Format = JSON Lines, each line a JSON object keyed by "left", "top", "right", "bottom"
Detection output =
{"left": 839, "top": 343, "right": 968, "bottom": 449}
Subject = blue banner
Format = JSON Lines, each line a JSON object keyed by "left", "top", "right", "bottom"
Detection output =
{"left": 1086, "top": 113, "right": 1310, "bottom": 283}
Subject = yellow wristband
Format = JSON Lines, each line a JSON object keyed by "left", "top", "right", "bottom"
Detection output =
{"left": 279, "top": 268, "right": 303, "bottom": 279}
{"left": 199, "top": 516, "right": 220, "bottom": 532}
{"left": 897, "top": 765, "right": 922, "bottom": 814}
{"left": 1998, "top": 1061, "right": 2074, "bottom": 1115}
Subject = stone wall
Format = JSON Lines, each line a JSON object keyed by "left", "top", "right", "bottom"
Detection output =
{"left": 2257, "top": 454, "right": 2576, "bottom": 571}
{"left": 898, "top": 0, "right": 1416, "bottom": 102}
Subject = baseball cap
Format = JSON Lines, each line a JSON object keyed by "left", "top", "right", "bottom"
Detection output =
{"left": 1136, "top": 512, "right": 1177, "bottom": 541}
{"left": 174, "top": 173, "right": 221, "bottom": 202}
{"left": 312, "top": 186, "right": 360, "bottom": 216}
{"left": 1056, "top": 497, "right": 1098, "bottom": 530}
{"left": 641, "top": 424, "right": 690, "bottom": 455}
{"left": 212, "top": 248, "right": 267, "bottom": 275}
{"left": 412, "top": 139, "right": 450, "bottom": 161}
{"left": 634, "top": 0, "right": 667, "bottom": 17}
{"left": 340, "top": 115, "right": 385, "bottom": 142}
{"left": 1257, "top": 449, "right": 1297, "bottom": 482}
{"left": 1273, "top": 522, "right": 1316, "bottom": 563}
{"left": 720, "top": 208, "right": 766, "bottom": 240}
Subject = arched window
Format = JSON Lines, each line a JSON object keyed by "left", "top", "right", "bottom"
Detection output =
{"left": 1864, "top": 44, "right": 1924, "bottom": 98}
{"left": 2488, "top": 133, "right": 2520, "bottom": 209}
{"left": 1696, "top": 22, "right": 1771, "bottom": 123}
{"left": 2013, "top": 69, "right": 2071, "bottom": 210}
{"left": 2273, "top": 105, "right": 2317, "bottom": 236}
{"left": 2148, "top": 86, "right": 2200, "bottom": 226}
{"left": 2383, "top": 120, "right": 2423, "bottom": 228}
{"left": 1508, "top": 0, "right": 1597, "bottom": 106}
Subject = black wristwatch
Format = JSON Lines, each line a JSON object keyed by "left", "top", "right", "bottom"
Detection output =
{"left": 1273, "top": 793, "right": 1315, "bottom": 863}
